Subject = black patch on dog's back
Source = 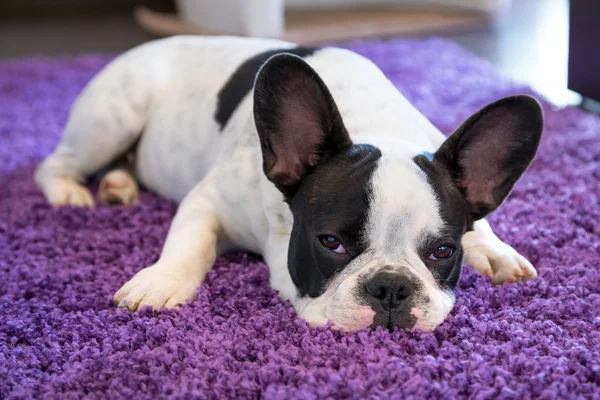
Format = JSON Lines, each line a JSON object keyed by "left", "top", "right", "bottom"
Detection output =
{"left": 215, "top": 46, "right": 318, "bottom": 131}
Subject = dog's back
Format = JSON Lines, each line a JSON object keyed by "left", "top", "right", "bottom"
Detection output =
{"left": 61, "top": 36, "right": 440, "bottom": 202}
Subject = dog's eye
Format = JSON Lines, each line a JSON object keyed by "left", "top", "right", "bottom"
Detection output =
{"left": 428, "top": 245, "right": 455, "bottom": 260}
{"left": 319, "top": 235, "right": 347, "bottom": 254}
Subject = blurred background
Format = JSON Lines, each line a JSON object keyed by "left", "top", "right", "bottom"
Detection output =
{"left": 0, "top": 0, "right": 597, "bottom": 110}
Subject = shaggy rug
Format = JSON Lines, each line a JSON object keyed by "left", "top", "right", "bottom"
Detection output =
{"left": 1, "top": 38, "right": 599, "bottom": 399}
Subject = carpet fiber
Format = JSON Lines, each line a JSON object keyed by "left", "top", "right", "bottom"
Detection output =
{"left": 1, "top": 39, "right": 599, "bottom": 399}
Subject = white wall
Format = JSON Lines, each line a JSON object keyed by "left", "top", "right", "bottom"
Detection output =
{"left": 176, "top": 0, "right": 511, "bottom": 38}
{"left": 177, "top": 0, "right": 285, "bottom": 38}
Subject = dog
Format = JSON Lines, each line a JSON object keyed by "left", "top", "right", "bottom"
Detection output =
{"left": 35, "top": 36, "right": 543, "bottom": 331}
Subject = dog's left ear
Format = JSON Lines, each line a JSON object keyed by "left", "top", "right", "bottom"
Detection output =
{"left": 253, "top": 53, "right": 352, "bottom": 200}
{"left": 434, "top": 95, "right": 543, "bottom": 220}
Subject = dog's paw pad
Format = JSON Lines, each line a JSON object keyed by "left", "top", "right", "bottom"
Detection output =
{"left": 465, "top": 241, "right": 537, "bottom": 285}
{"left": 98, "top": 170, "right": 139, "bottom": 206}
{"left": 489, "top": 252, "right": 537, "bottom": 285}
{"left": 113, "top": 266, "right": 199, "bottom": 312}
{"left": 46, "top": 178, "right": 95, "bottom": 207}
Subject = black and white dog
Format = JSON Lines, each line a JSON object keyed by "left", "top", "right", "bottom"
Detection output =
{"left": 35, "top": 36, "right": 543, "bottom": 331}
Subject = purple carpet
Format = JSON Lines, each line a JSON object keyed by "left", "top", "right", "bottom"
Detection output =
{"left": 1, "top": 38, "right": 599, "bottom": 399}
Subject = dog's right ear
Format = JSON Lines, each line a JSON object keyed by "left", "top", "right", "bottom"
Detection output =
{"left": 253, "top": 53, "right": 352, "bottom": 201}
{"left": 432, "top": 95, "right": 543, "bottom": 221}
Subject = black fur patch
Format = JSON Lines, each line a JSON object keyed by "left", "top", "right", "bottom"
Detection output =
{"left": 214, "top": 46, "right": 318, "bottom": 131}
{"left": 288, "top": 144, "right": 382, "bottom": 297}
{"left": 413, "top": 152, "right": 470, "bottom": 291}
{"left": 412, "top": 95, "right": 543, "bottom": 290}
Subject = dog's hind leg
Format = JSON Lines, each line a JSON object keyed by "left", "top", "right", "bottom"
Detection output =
{"left": 98, "top": 169, "right": 140, "bottom": 207}
{"left": 96, "top": 151, "right": 140, "bottom": 206}
{"left": 35, "top": 60, "right": 146, "bottom": 207}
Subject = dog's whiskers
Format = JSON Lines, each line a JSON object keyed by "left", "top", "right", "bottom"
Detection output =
{"left": 265, "top": 206, "right": 293, "bottom": 225}
{"left": 277, "top": 214, "right": 293, "bottom": 225}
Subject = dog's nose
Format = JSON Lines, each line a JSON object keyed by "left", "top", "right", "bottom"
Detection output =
{"left": 365, "top": 272, "right": 414, "bottom": 311}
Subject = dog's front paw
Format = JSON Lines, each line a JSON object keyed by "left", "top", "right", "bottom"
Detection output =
{"left": 464, "top": 238, "right": 537, "bottom": 285}
{"left": 113, "top": 265, "right": 200, "bottom": 311}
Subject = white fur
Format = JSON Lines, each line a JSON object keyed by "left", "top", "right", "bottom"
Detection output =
{"left": 35, "top": 36, "right": 537, "bottom": 331}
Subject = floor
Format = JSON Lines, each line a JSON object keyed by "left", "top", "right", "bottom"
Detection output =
{"left": 0, "top": 0, "right": 579, "bottom": 107}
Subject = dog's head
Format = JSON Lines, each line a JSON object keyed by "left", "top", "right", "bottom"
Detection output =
{"left": 253, "top": 54, "right": 543, "bottom": 331}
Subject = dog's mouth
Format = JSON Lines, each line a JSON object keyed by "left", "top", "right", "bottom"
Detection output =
{"left": 386, "top": 299, "right": 394, "bottom": 331}
{"left": 386, "top": 316, "right": 393, "bottom": 331}
{"left": 369, "top": 311, "right": 413, "bottom": 331}
{"left": 369, "top": 303, "right": 421, "bottom": 331}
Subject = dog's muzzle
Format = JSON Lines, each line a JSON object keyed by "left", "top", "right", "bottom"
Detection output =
{"left": 365, "top": 270, "right": 419, "bottom": 329}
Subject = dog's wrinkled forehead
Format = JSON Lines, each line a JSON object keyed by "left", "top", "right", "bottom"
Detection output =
{"left": 365, "top": 149, "right": 443, "bottom": 260}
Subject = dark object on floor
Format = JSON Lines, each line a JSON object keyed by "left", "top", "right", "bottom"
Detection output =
{"left": 0, "top": 0, "right": 174, "bottom": 18}
{"left": 568, "top": 0, "right": 600, "bottom": 104}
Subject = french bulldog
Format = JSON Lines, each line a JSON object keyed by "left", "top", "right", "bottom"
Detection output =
{"left": 35, "top": 36, "right": 543, "bottom": 331}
